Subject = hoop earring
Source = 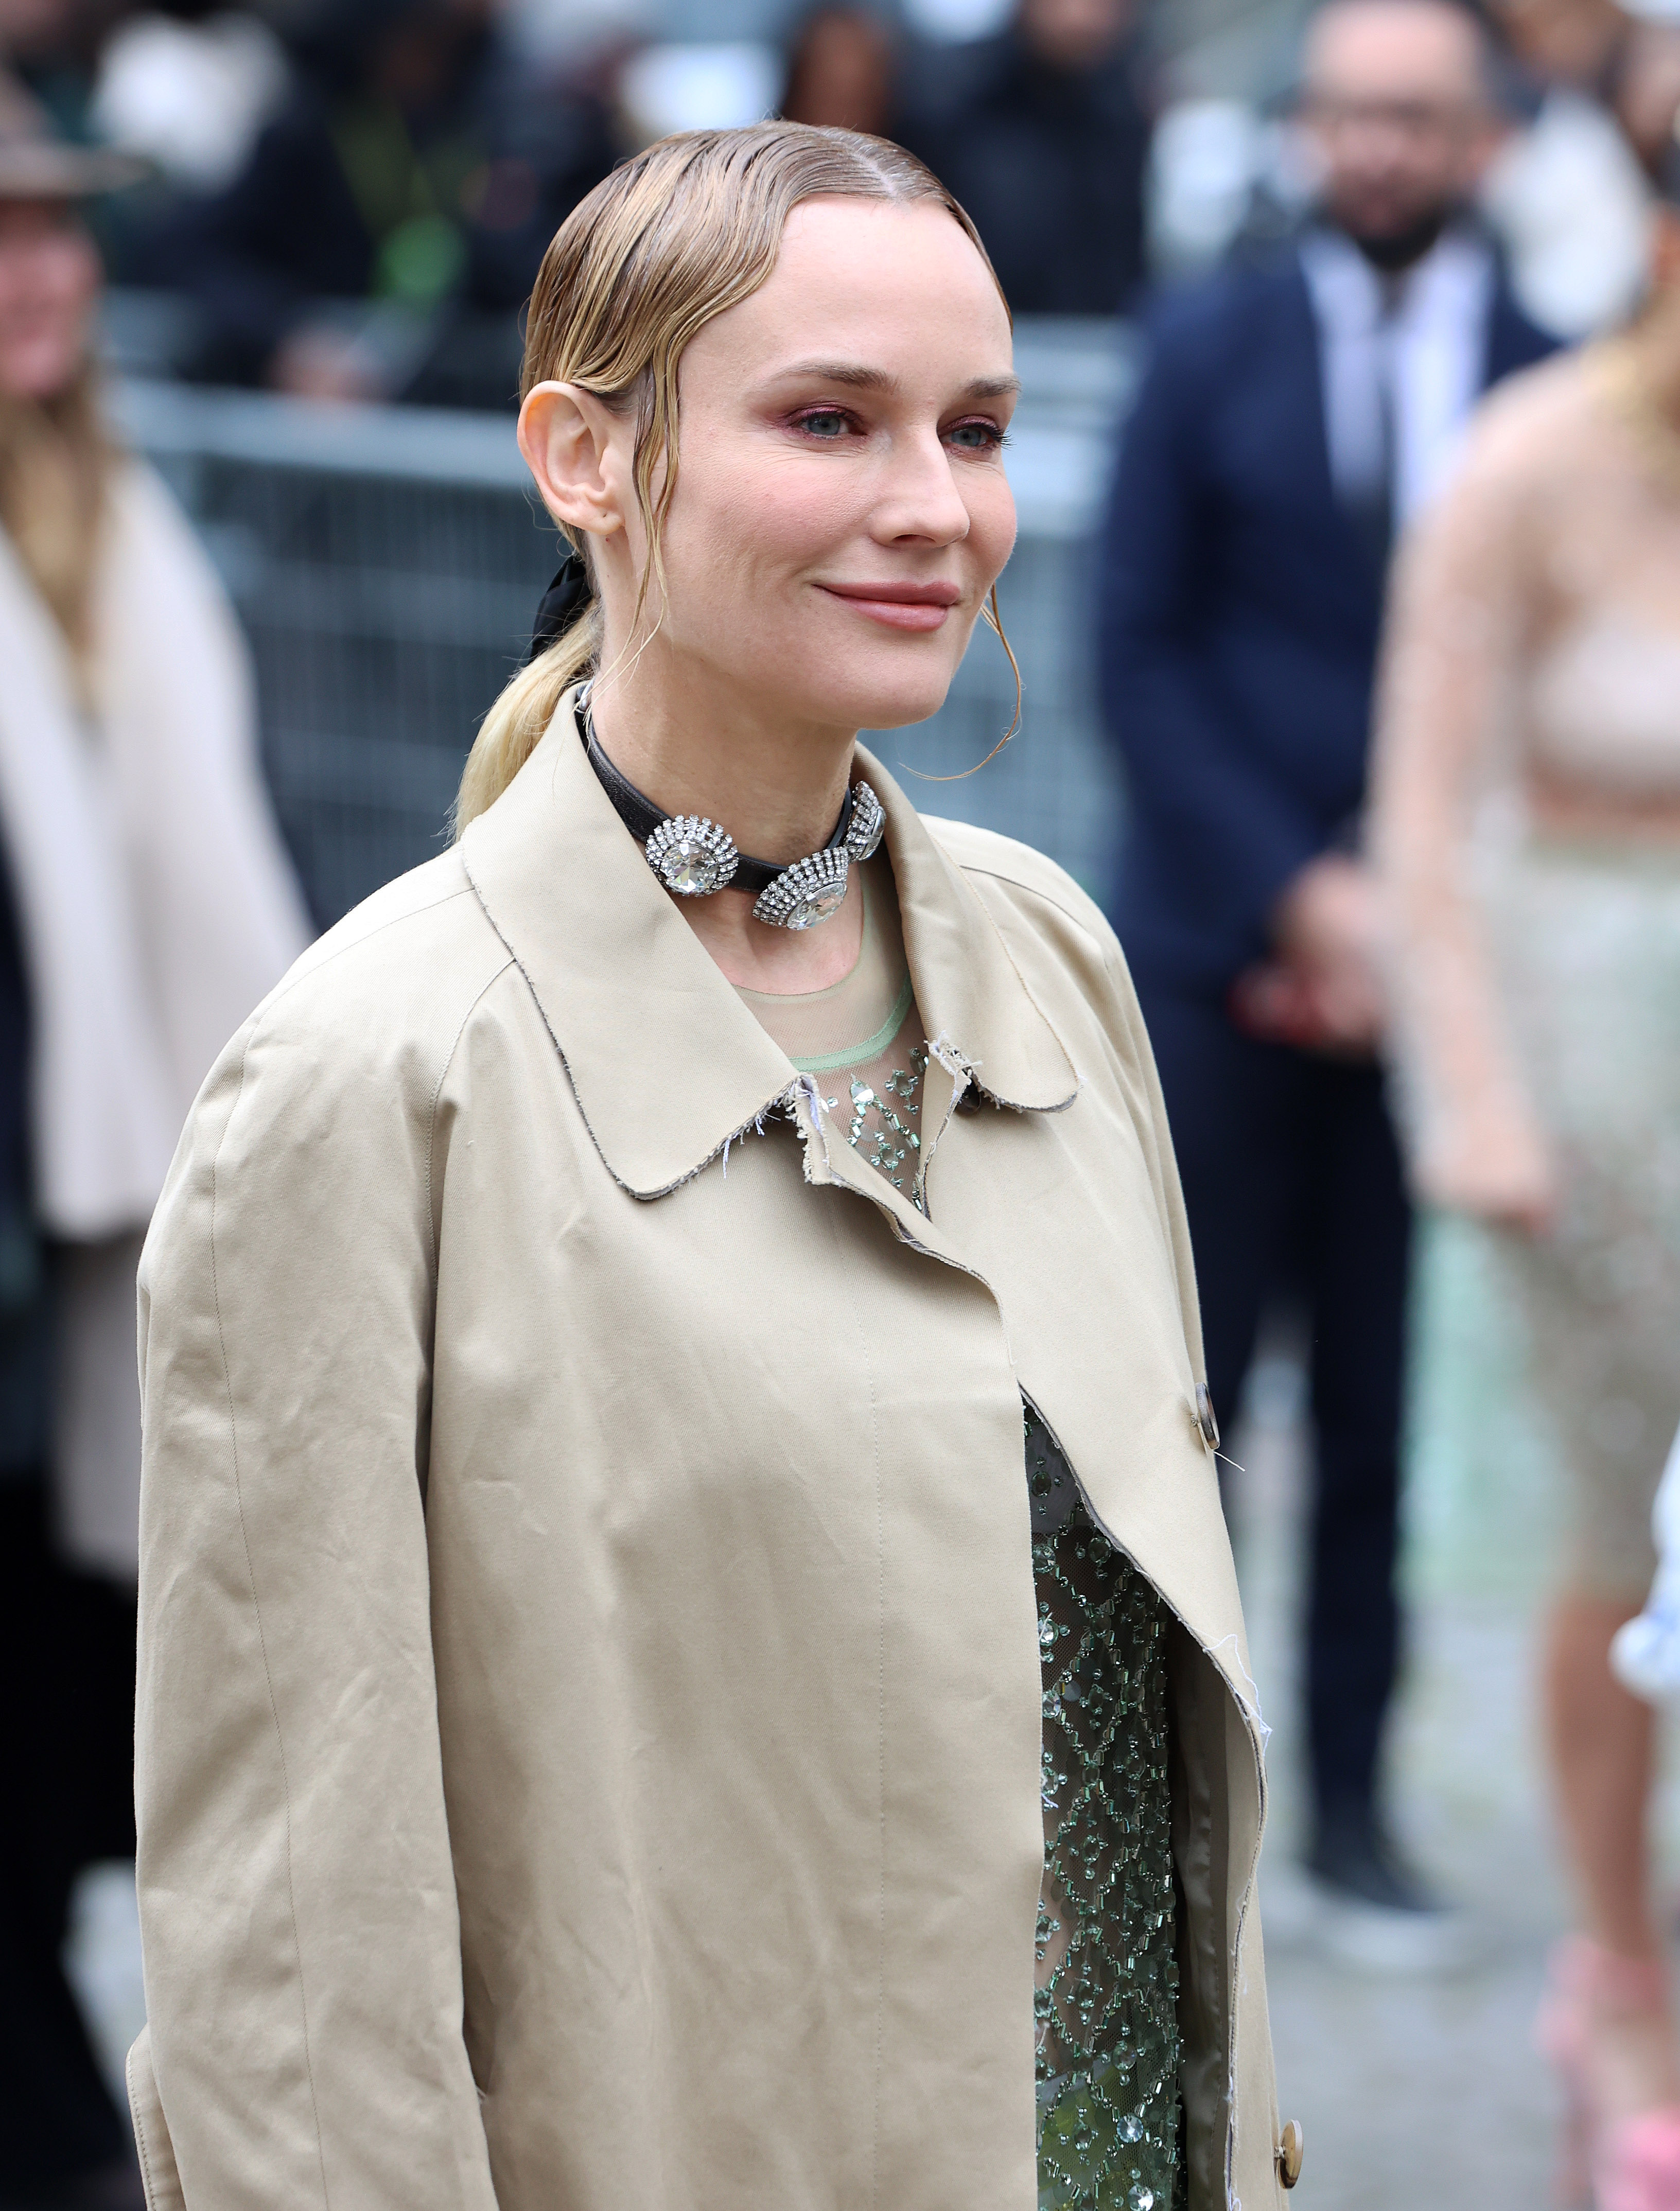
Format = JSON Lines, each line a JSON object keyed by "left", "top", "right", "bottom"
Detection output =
{"left": 904, "top": 583, "right": 1023, "bottom": 783}
{"left": 982, "top": 583, "right": 1023, "bottom": 746}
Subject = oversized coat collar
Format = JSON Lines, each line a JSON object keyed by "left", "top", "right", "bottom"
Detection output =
{"left": 459, "top": 694, "right": 1078, "bottom": 1200}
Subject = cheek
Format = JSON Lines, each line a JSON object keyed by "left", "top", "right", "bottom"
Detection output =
{"left": 60, "top": 239, "right": 100, "bottom": 323}
{"left": 667, "top": 448, "right": 857, "bottom": 611}
{"left": 23, "top": 235, "right": 99, "bottom": 325}
{"left": 0, "top": 255, "right": 27, "bottom": 330}
{"left": 0, "top": 239, "right": 96, "bottom": 356}
{"left": 967, "top": 477, "right": 1018, "bottom": 593}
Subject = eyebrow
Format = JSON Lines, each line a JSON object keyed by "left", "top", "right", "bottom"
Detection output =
{"left": 771, "top": 360, "right": 1022, "bottom": 401}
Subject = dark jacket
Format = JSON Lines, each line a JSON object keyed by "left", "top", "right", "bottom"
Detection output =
{"left": 0, "top": 844, "right": 49, "bottom": 1475}
{"left": 898, "top": 31, "right": 1149, "bottom": 317}
{"left": 1098, "top": 244, "right": 1556, "bottom": 995}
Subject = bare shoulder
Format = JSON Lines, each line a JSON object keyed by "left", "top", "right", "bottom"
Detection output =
{"left": 1457, "top": 351, "right": 1614, "bottom": 488}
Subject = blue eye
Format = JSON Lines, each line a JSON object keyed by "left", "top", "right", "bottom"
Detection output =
{"left": 948, "top": 420, "right": 1006, "bottom": 451}
{"left": 798, "top": 410, "right": 851, "bottom": 438}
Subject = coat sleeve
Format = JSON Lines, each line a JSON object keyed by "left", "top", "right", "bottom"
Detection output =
{"left": 132, "top": 1003, "right": 499, "bottom": 2211}
{"left": 1098, "top": 315, "right": 1327, "bottom": 967}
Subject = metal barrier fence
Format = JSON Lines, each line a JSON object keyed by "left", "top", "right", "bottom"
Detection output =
{"left": 113, "top": 318, "right": 1135, "bottom": 930}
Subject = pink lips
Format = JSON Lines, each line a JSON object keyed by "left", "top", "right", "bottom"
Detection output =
{"left": 817, "top": 580, "right": 962, "bottom": 633}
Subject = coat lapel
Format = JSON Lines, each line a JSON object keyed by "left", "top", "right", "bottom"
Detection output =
{"left": 459, "top": 696, "right": 1077, "bottom": 1203}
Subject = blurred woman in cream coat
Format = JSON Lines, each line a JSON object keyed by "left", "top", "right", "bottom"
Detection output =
{"left": 131, "top": 125, "right": 1296, "bottom": 2211}
{"left": 0, "top": 101, "right": 307, "bottom": 2210}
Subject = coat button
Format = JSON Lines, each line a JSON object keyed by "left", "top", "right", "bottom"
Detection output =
{"left": 1277, "top": 2118, "right": 1304, "bottom": 2189}
{"left": 1195, "top": 1381, "right": 1220, "bottom": 1450}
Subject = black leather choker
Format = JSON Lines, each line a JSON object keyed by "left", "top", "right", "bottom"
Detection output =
{"left": 576, "top": 687, "right": 885, "bottom": 931}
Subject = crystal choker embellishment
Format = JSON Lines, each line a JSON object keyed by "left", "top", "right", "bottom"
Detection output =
{"left": 750, "top": 847, "right": 852, "bottom": 930}
{"left": 580, "top": 688, "right": 886, "bottom": 931}
{"left": 642, "top": 815, "right": 739, "bottom": 898}
{"left": 742, "top": 784, "right": 884, "bottom": 929}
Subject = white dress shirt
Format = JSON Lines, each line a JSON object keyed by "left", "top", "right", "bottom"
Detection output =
{"left": 1300, "top": 222, "right": 1495, "bottom": 531}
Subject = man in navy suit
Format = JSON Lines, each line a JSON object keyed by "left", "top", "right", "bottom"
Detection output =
{"left": 1100, "top": 0, "right": 1555, "bottom": 1956}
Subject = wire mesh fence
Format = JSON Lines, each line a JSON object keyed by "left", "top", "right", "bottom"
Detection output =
{"left": 114, "top": 318, "right": 1134, "bottom": 930}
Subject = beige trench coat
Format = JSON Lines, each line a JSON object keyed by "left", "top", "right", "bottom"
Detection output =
{"left": 128, "top": 701, "right": 1287, "bottom": 2211}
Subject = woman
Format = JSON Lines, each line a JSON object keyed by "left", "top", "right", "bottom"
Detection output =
{"left": 1373, "top": 129, "right": 1680, "bottom": 2211}
{"left": 130, "top": 125, "right": 1294, "bottom": 2211}
{"left": 0, "top": 106, "right": 308, "bottom": 2210}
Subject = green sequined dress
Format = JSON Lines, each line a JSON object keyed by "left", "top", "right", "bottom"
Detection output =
{"left": 733, "top": 879, "right": 1184, "bottom": 2209}
{"left": 1028, "top": 1406, "right": 1184, "bottom": 2211}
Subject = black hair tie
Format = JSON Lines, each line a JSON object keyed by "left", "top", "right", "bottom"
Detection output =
{"left": 527, "top": 546, "right": 593, "bottom": 664}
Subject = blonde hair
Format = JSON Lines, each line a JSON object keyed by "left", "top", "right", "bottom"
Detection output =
{"left": 0, "top": 364, "right": 113, "bottom": 706}
{"left": 453, "top": 122, "right": 1011, "bottom": 834}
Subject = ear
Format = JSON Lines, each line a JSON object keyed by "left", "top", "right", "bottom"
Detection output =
{"left": 518, "top": 382, "right": 629, "bottom": 539}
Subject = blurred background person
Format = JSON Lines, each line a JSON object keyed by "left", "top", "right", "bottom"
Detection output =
{"left": 1481, "top": 0, "right": 1670, "bottom": 337}
{"left": 0, "top": 0, "right": 110, "bottom": 142}
{"left": 1097, "top": 0, "right": 1554, "bottom": 1959}
{"left": 897, "top": 0, "right": 1151, "bottom": 316}
{"left": 1373, "top": 108, "right": 1680, "bottom": 2207}
{"left": 1, "top": 0, "right": 291, "bottom": 295}
{"left": 128, "top": 0, "right": 617, "bottom": 399}
{"left": 0, "top": 106, "right": 307, "bottom": 2204}
{"left": 779, "top": 4, "right": 896, "bottom": 136}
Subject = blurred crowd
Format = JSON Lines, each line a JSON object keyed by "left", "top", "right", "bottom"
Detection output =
{"left": 2, "top": 0, "right": 1674, "bottom": 408}
{"left": 0, "top": 0, "right": 1162, "bottom": 404}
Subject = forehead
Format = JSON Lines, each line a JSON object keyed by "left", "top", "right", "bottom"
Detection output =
{"left": 1305, "top": 0, "right": 1482, "bottom": 94}
{"left": 688, "top": 196, "right": 1011, "bottom": 378}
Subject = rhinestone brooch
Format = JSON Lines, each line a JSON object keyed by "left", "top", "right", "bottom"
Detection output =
{"left": 644, "top": 814, "right": 739, "bottom": 897}
{"left": 581, "top": 690, "right": 886, "bottom": 929}
{"left": 845, "top": 778, "right": 885, "bottom": 865}
{"left": 749, "top": 781, "right": 885, "bottom": 927}
{"left": 642, "top": 778, "right": 885, "bottom": 928}
{"left": 752, "top": 847, "right": 851, "bottom": 929}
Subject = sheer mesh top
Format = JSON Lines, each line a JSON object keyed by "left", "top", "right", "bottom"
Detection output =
{"left": 1373, "top": 342, "right": 1680, "bottom": 1200}
{"left": 736, "top": 862, "right": 1184, "bottom": 2209}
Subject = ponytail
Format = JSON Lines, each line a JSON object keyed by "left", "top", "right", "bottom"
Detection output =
{"left": 453, "top": 600, "right": 601, "bottom": 835}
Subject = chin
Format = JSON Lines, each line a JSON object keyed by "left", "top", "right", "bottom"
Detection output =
{"left": 832, "top": 674, "right": 960, "bottom": 735}
{"left": 3, "top": 352, "right": 79, "bottom": 402}
{"left": 791, "top": 641, "right": 967, "bottom": 737}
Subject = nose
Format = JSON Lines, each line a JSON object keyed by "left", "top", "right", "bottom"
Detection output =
{"left": 868, "top": 426, "right": 972, "bottom": 549}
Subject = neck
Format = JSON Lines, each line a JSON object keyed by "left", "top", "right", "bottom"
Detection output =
{"left": 586, "top": 633, "right": 866, "bottom": 994}
{"left": 589, "top": 648, "right": 855, "bottom": 863}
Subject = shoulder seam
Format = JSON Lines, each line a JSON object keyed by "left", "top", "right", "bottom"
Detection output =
{"left": 423, "top": 954, "right": 517, "bottom": 1278}
{"left": 263, "top": 880, "right": 478, "bottom": 1019}
{"left": 924, "top": 826, "right": 1108, "bottom": 944}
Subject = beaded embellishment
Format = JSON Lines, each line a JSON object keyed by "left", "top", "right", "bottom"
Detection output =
{"left": 644, "top": 815, "right": 739, "bottom": 896}
{"left": 822, "top": 1043, "right": 927, "bottom": 1196}
{"left": 845, "top": 779, "right": 886, "bottom": 864}
{"left": 752, "top": 847, "right": 851, "bottom": 931}
{"left": 1028, "top": 1404, "right": 1184, "bottom": 2211}
{"left": 826, "top": 1065, "right": 1185, "bottom": 2207}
